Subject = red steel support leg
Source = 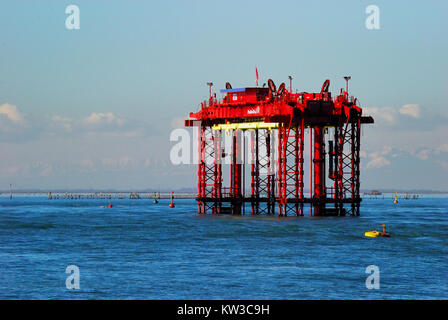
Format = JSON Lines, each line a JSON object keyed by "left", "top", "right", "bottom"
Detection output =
{"left": 335, "top": 121, "right": 352, "bottom": 216}
{"left": 350, "top": 123, "right": 355, "bottom": 216}
{"left": 294, "top": 126, "right": 299, "bottom": 216}
{"left": 292, "top": 121, "right": 305, "bottom": 216}
{"left": 214, "top": 130, "right": 222, "bottom": 214}
{"left": 250, "top": 130, "right": 255, "bottom": 214}
{"left": 255, "top": 130, "right": 260, "bottom": 214}
{"left": 198, "top": 125, "right": 206, "bottom": 214}
{"left": 281, "top": 125, "right": 288, "bottom": 216}
{"left": 313, "top": 126, "right": 325, "bottom": 216}
{"left": 197, "top": 126, "right": 218, "bottom": 214}
{"left": 231, "top": 130, "right": 242, "bottom": 215}
{"left": 281, "top": 123, "right": 298, "bottom": 217}
{"left": 310, "top": 127, "right": 313, "bottom": 216}
{"left": 337, "top": 123, "right": 346, "bottom": 216}
{"left": 266, "top": 131, "right": 273, "bottom": 215}
{"left": 251, "top": 130, "right": 260, "bottom": 215}
{"left": 351, "top": 120, "right": 361, "bottom": 216}
{"left": 299, "top": 119, "right": 304, "bottom": 216}
{"left": 242, "top": 131, "right": 246, "bottom": 215}
{"left": 278, "top": 125, "right": 285, "bottom": 216}
{"left": 333, "top": 126, "right": 339, "bottom": 214}
{"left": 356, "top": 120, "right": 361, "bottom": 216}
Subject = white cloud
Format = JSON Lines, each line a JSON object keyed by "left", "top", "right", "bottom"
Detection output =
{"left": 51, "top": 115, "right": 73, "bottom": 132}
{"left": 0, "top": 106, "right": 153, "bottom": 141}
{"left": 409, "top": 144, "right": 448, "bottom": 160}
{"left": 435, "top": 144, "right": 448, "bottom": 154}
{"left": 367, "top": 146, "right": 392, "bottom": 160}
{"left": 79, "top": 112, "right": 151, "bottom": 137}
{"left": 83, "top": 112, "right": 126, "bottom": 126}
{"left": 380, "top": 145, "right": 392, "bottom": 156}
{"left": 365, "top": 146, "right": 393, "bottom": 169}
{"left": 399, "top": 104, "right": 420, "bottom": 118}
{"left": 363, "top": 107, "right": 396, "bottom": 124}
{"left": 437, "top": 160, "right": 448, "bottom": 171}
{"left": 0, "top": 104, "right": 34, "bottom": 141}
{"left": 363, "top": 104, "right": 423, "bottom": 128}
{"left": 0, "top": 103, "right": 24, "bottom": 124}
{"left": 415, "top": 149, "right": 431, "bottom": 160}
{"left": 366, "top": 156, "right": 391, "bottom": 169}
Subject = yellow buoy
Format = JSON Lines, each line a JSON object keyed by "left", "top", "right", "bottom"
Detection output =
{"left": 394, "top": 192, "right": 398, "bottom": 204}
{"left": 365, "top": 230, "right": 382, "bottom": 237}
{"left": 365, "top": 224, "right": 390, "bottom": 238}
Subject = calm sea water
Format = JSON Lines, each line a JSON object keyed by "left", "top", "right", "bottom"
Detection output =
{"left": 0, "top": 195, "right": 447, "bottom": 299}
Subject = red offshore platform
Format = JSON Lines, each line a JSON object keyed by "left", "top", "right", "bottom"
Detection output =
{"left": 185, "top": 76, "right": 374, "bottom": 216}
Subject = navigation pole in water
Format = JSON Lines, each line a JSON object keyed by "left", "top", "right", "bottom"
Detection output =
{"left": 185, "top": 76, "right": 374, "bottom": 216}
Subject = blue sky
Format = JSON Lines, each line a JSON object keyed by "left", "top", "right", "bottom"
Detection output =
{"left": 0, "top": 0, "right": 447, "bottom": 191}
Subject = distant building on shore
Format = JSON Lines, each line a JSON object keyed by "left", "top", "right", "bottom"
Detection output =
{"left": 364, "top": 190, "right": 382, "bottom": 195}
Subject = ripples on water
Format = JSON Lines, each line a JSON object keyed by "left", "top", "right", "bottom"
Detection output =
{"left": 0, "top": 195, "right": 447, "bottom": 299}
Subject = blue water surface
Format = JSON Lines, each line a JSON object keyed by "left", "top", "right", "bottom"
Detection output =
{"left": 0, "top": 195, "right": 447, "bottom": 299}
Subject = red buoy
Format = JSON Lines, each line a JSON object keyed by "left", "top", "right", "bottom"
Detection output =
{"left": 108, "top": 204, "right": 113, "bottom": 208}
{"left": 169, "top": 191, "right": 175, "bottom": 208}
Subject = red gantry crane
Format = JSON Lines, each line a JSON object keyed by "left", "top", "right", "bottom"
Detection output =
{"left": 185, "top": 76, "right": 374, "bottom": 216}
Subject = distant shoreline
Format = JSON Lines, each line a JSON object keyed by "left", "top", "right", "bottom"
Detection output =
{"left": 1, "top": 190, "right": 447, "bottom": 197}
{"left": 0, "top": 192, "right": 196, "bottom": 199}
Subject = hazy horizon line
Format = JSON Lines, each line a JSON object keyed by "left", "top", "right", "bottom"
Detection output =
{"left": 1, "top": 188, "right": 447, "bottom": 194}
